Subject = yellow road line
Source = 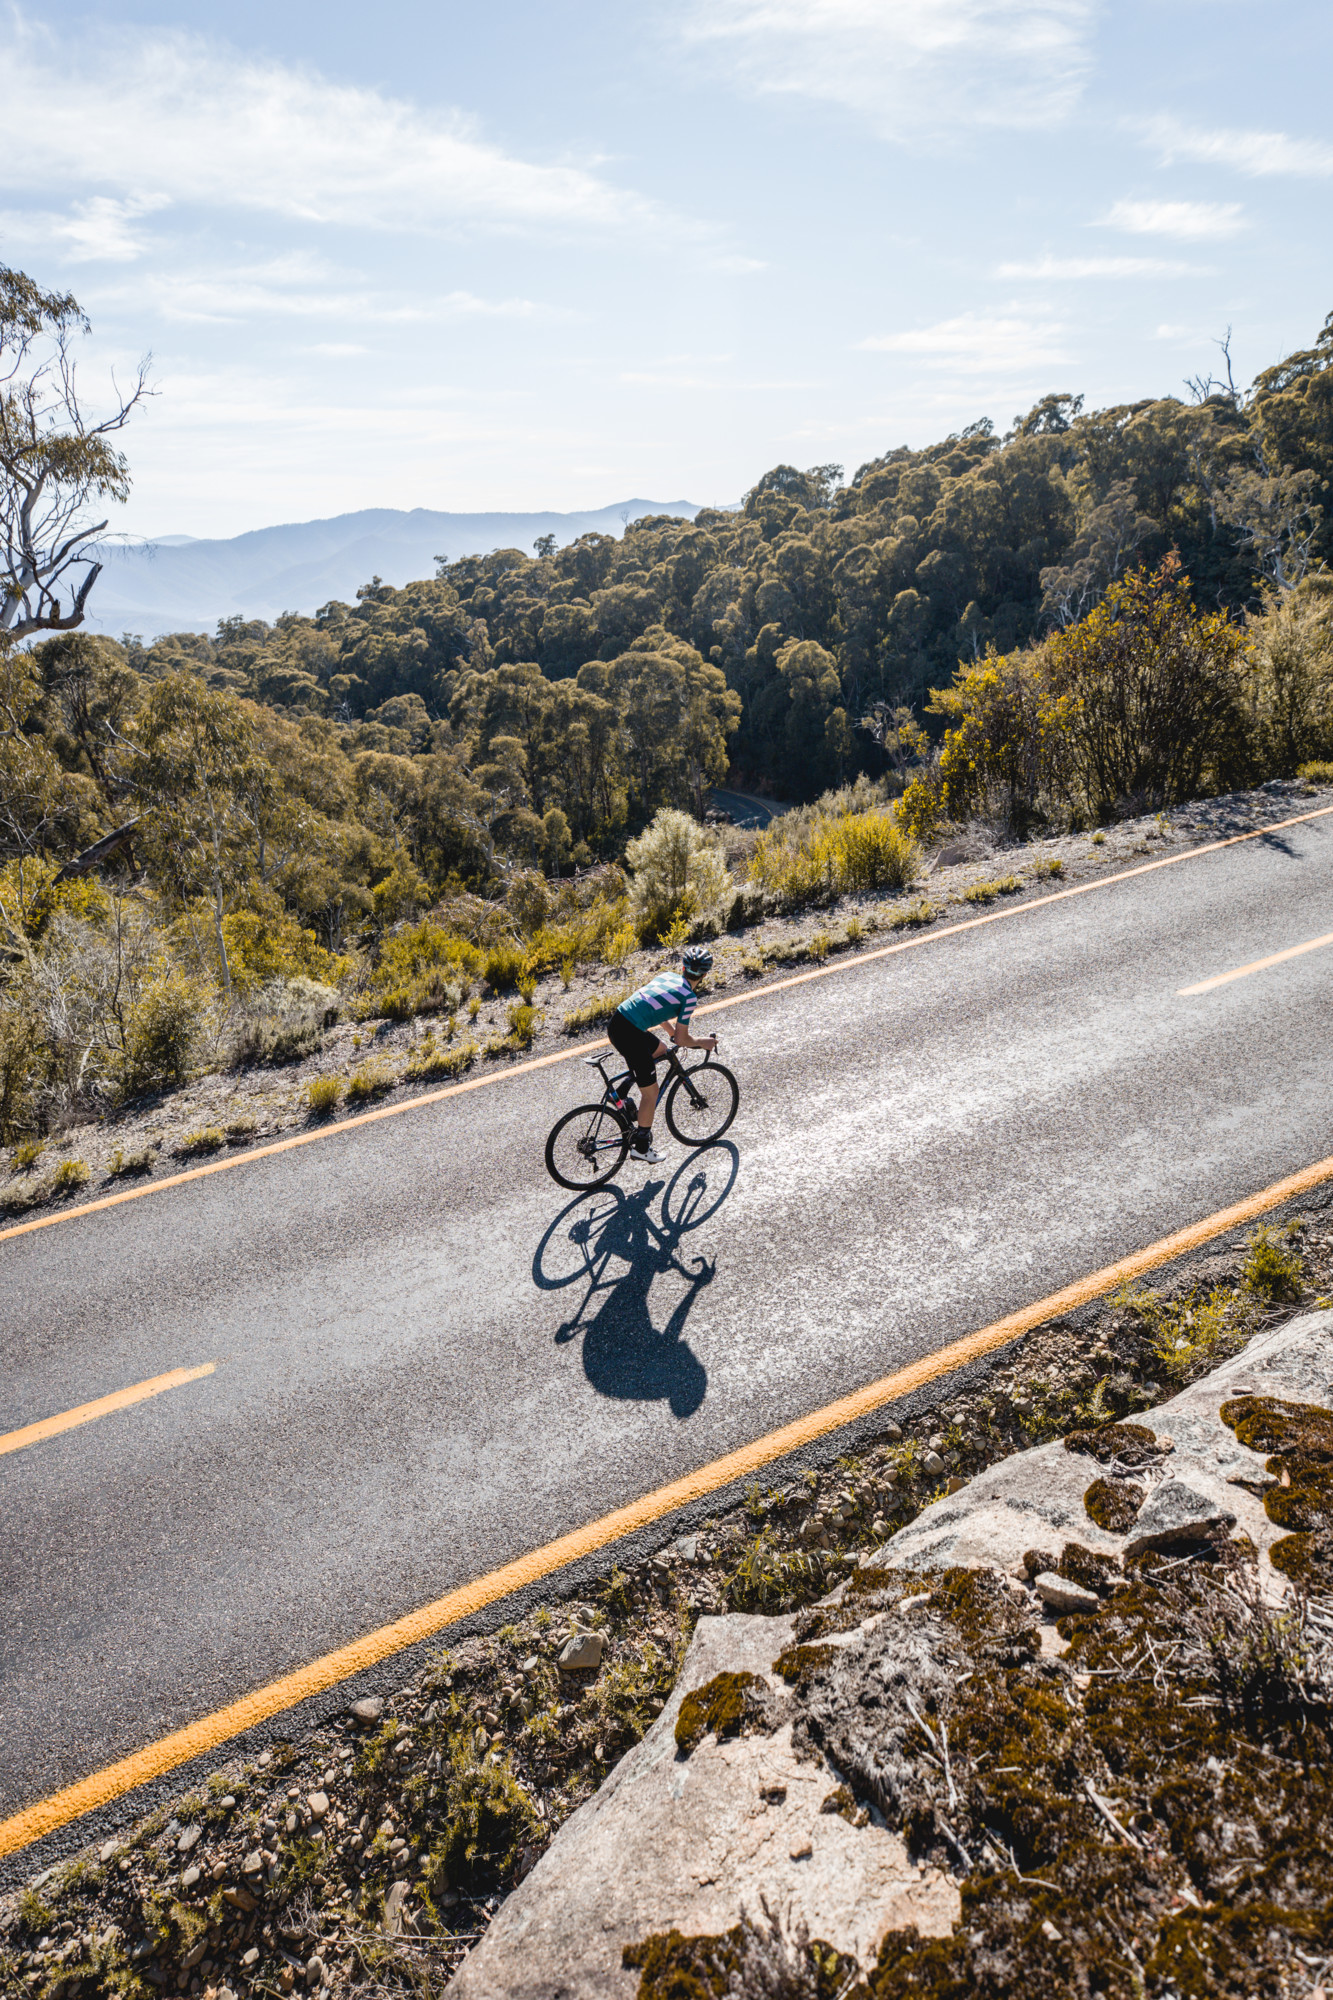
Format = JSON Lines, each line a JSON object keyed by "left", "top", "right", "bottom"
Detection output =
{"left": 1178, "top": 927, "right": 1333, "bottom": 995}
{"left": 5, "top": 1143, "right": 1333, "bottom": 1859}
{"left": 0, "top": 1364, "right": 215, "bottom": 1458}
{"left": 4, "top": 798, "right": 1331, "bottom": 1251}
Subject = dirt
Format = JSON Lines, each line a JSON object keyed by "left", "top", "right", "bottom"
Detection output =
{"left": 6, "top": 776, "right": 1326, "bottom": 1219}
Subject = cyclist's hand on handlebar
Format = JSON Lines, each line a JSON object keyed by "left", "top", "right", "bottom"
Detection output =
{"left": 705, "top": 1034, "right": 718, "bottom": 1053}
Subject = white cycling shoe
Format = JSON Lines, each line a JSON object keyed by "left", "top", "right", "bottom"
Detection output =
{"left": 629, "top": 1139, "right": 663, "bottom": 1165}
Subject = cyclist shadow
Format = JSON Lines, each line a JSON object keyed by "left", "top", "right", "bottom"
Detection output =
{"left": 531, "top": 1143, "right": 739, "bottom": 1419}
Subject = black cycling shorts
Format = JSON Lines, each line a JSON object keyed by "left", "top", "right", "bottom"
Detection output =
{"left": 607, "top": 1008, "right": 666, "bottom": 1087}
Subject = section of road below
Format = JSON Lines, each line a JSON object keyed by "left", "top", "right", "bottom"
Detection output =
{"left": 3, "top": 814, "right": 1332, "bottom": 1822}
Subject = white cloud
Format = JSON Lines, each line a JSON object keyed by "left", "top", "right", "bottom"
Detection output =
{"left": 95, "top": 256, "right": 559, "bottom": 328}
{"left": 1101, "top": 198, "right": 1245, "bottom": 240}
{"left": 1136, "top": 116, "right": 1333, "bottom": 179}
{"left": 997, "top": 253, "right": 1211, "bottom": 278}
{"left": 678, "top": 0, "right": 1095, "bottom": 135}
{"left": 4, "top": 15, "right": 672, "bottom": 238}
{"left": 0, "top": 194, "right": 170, "bottom": 263}
{"left": 858, "top": 312, "right": 1069, "bottom": 372}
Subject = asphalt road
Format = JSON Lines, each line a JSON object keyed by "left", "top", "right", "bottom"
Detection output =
{"left": 4, "top": 815, "right": 1333, "bottom": 1822}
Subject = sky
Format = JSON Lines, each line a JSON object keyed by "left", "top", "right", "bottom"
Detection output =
{"left": 4, "top": 0, "right": 1331, "bottom": 541}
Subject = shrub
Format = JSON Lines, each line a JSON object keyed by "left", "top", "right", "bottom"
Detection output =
{"left": 1297, "top": 760, "right": 1333, "bottom": 783}
{"left": 563, "top": 988, "right": 630, "bottom": 1035}
{"left": 219, "top": 908, "right": 346, "bottom": 997}
{"left": 1241, "top": 1224, "right": 1304, "bottom": 1303}
{"left": 121, "top": 974, "right": 202, "bottom": 1099}
{"left": 224, "top": 1115, "right": 257, "bottom": 1143}
{"left": 346, "top": 1062, "right": 393, "bottom": 1103}
{"left": 888, "top": 897, "right": 934, "bottom": 929}
{"left": 748, "top": 807, "right": 920, "bottom": 909}
{"left": 484, "top": 944, "right": 525, "bottom": 991}
{"left": 1032, "top": 857, "right": 1065, "bottom": 879}
{"left": 179, "top": 1127, "right": 225, "bottom": 1156}
{"left": 10, "top": 1138, "right": 43, "bottom": 1171}
{"left": 625, "top": 809, "right": 731, "bottom": 938}
{"left": 506, "top": 1002, "right": 541, "bottom": 1046}
{"left": 307, "top": 1075, "right": 342, "bottom": 1117}
{"left": 964, "top": 875, "right": 1021, "bottom": 905}
{"left": 230, "top": 976, "right": 339, "bottom": 1065}
{"left": 0, "top": 1005, "right": 39, "bottom": 1144}
{"left": 52, "top": 1157, "right": 90, "bottom": 1194}
{"left": 844, "top": 916, "right": 863, "bottom": 944}
{"left": 107, "top": 1146, "right": 153, "bottom": 1177}
{"left": 366, "top": 921, "right": 483, "bottom": 1021}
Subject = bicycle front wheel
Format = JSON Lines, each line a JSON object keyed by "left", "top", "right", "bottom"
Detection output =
{"left": 664, "top": 1062, "right": 739, "bottom": 1147}
{"left": 545, "top": 1103, "right": 631, "bottom": 1190}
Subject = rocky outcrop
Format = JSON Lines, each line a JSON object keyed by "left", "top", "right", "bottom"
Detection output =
{"left": 450, "top": 1311, "right": 1333, "bottom": 1996}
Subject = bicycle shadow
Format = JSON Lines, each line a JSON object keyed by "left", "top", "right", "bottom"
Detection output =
{"left": 531, "top": 1143, "right": 739, "bottom": 1419}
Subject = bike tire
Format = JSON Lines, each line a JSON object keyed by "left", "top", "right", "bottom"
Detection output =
{"left": 664, "top": 1061, "right": 739, "bottom": 1147}
{"left": 545, "top": 1102, "right": 632, "bottom": 1191}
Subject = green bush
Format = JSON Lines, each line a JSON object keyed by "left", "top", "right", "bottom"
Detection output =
{"left": 888, "top": 897, "right": 934, "bottom": 929}
{"left": 121, "top": 974, "right": 202, "bottom": 1099}
{"left": 307, "top": 1075, "right": 342, "bottom": 1117}
{"left": 404, "top": 1039, "right": 478, "bottom": 1083}
{"left": 107, "top": 1146, "right": 153, "bottom": 1177}
{"left": 346, "top": 1061, "right": 393, "bottom": 1103}
{"left": 748, "top": 807, "right": 920, "bottom": 908}
{"left": 229, "top": 976, "right": 338, "bottom": 1066}
{"left": 52, "top": 1157, "right": 90, "bottom": 1194}
{"left": 0, "top": 1006, "right": 39, "bottom": 1144}
{"left": 10, "top": 1137, "right": 43, "bottom": 1171}
{"left": 362, "top": 922, "right": 484, "bottom": 1021}
{"left": 1297, "top": 760, "right": 1333, "bottom": 783}
{"left": 563, "top": 988, "right": 629, "bottom": 1035}
{"left": 484, "top": 944, "right": 525, "bottom": 991}
{"left": 506, "top": 1002, "right": 542, "bottom": 1046}
{"left": 626, "top": 808, "right": 731, "bottom": 938}
{"left": 1241, "top": 1224, "right": 1303, "bottom": 1303}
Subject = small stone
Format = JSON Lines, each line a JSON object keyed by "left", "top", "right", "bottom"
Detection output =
{"left": 177, "top": 1824, "right": 202, "bottom": 1853}
{"left": 1033, "top": 1572, "right": 1099, "bottom": 1615}
{"left": 520, "top": 1656, "right": 540, "bottom": 1674}
{"left": 350, "top": 1696, "right": 384, "bottom": 1724}
{"left": 671, "top": 1535, "right": 699, "bottom": 1561}
{"left": 242, "top": 1948, "right": 260, "bottom": 1968}
{"left": 922, "top": 1451, "right": 945, "bottom": 1476}
{"left": 257, "top": 1751, "right": 272, "bottom": 1767}
{"left": 884, "top": 1422, "right": 903, "bottom": 1440}
{"left": 789, "top": 1841, "right": 813, "bottom": 1861}
{"left": 305, "top": 1954, "right": 325, "bottom": 1985}
{"left": 224, "top": 1886, "right": 257, "bottom": 1912}
{"left": 558, "top": 1631, "right": 606, "bottom": 1672}
{"left": 286, "top": 1813, "right": 299, "bottom": 1834}
{"left": 383, "top": 1881, "right": 409, "bottom": 1936}
{"left": 1124, "top": 1480, "right": 1236, "bottom": 1557}
{"left": 98, "top": 1839, "right": 120, "bottom": 1864}
{"left": 241, "top": 1849, "right": 263, "bottom": 1874}
{"left": 221, "top": 1795, "right": 236, "bottom": 1809}
{"left": 181, "top": 1865, "right": 201, "bottom": 1888}
{"left": 1041, "top": 1919, "right": 1063, "bottom": 1942}
{"left": 219, "top": 1987, "right": 238, "bottom": 2000}
{"left": 306, "top": 1791, "right": 329, "bottom": 1820}
{"left": 928, "top": 1434, "right": 944, "bottom": 1451}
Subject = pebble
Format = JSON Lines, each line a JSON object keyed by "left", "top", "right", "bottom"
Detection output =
{"left": 350, "top": 1696, "right": 384, "bottom": 1724}
{"left": 242, "top": 1947, "right": 260, "bottom": 1968}
{"left": 922, "top": 1451, "right": 945, "bottom": 1475}
{"left": 1033, "top": 1572, "right": 1100, "bottom": 1615}
{"left": 98, "top": 1840, "right": 120, "bottom": 1864}
{"left": 177, "top": 1824, "right": 202, "bottom": 1853}
{"left": 307, "top": 1791, "right": 329, "bottom": 1819}
{"left": 241, "top": 1850, "right": 263, "bottom": 1875}
{"left": 382, "top": 1882, "right": 408, "bottom": 1936}
{"left": 789, "top": 1841, "right": 813, "bottom": 1861}
{"left": 181, "top": 1866, "right": 201, "bottom": 1889}
{"left": 558, "top": 1631, "right": 606, "bottom": 1672}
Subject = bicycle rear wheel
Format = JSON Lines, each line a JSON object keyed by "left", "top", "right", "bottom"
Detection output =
{"left": 664, "top": 1061, "right": 739, "bottom": 1147}
{"left": 545, "top": 1103, "right": 631, "bottom": 1190}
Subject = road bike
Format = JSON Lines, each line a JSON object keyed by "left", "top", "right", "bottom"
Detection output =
{"left": 544, "top": 1043, "right": 740, "bottom": 1191}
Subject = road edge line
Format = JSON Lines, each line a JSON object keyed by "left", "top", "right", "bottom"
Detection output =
{"left": 6, "top": 800, "right": 1331, "bottom": 1248}
{"left": 5, "top": 1143, "right": 1333, "bottom": 1858}
{"left": 0, "top": 1364, "right": 216, "bottom": 1458}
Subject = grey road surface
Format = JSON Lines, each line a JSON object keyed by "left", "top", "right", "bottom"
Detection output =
{"left": 4, "top": 816, "right": 1333, "bottom": 1820}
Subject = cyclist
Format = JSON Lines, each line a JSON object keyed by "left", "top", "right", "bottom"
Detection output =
{"left": 607, "top": 945, "right": 718, "bottom": 1163}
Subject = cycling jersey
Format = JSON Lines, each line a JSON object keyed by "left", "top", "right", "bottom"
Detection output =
{"left": 618, "top": 970, "right": 698, "bottom": 1035}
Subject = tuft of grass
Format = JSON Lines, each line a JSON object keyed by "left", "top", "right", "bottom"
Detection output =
{"left": 346, "top": 1061, "right": 393, "bottom": 1103}
{"left": 507, "top": 1002, "right": 542, "bottom": 1046}
{"left": 403, "top": 1038, "right": 478, "bottom": 1083}
{"left": 178, "top": 1126, "right": 225, "bottom": 1156}
{"left": 467, "top": 996, "right": 482, "bottom": 1022}
{"left": 563, "top": 987, "right": 630, "bottom": 1035}
{"left": 888, "top": 896, "right": 934, "bottom": 929}
{"left": 603, "top": 923, "right": 638, "bottom": 972}
{"left": 1297, "top": 760, "right": 1333, "bottom": 783}
{"left": 52, "top": 1157, "right": 91, "bottom": 1193}
{"left": 1032, "top": 857, "right": 1065, "bottom": 879}
{"left": 107, "top": 1146, "right": 154, "bottom": 1178}
{"left": 843, "top": 915, "right": 863, "bottom": 945}
{"left": 1113, "top": 1277, "right": 1257, "bottom": 1384}
{"left": 723, "top": 1531, "right": 828, "bottom": 1613}
{"left": 807, "top": 932, "right": 830, "bottom": 963}
{"left": 1091, "top": 830, "right": 1107, "bottom": 845}
{"left": 10, "top": 1138, "right": 43, "bottom": 1171}
{"left": 560, "top": 956, "right": 575, "bottom": 990}
{"left": 307, "top": 1074, "right": 342, "bottom": 1117}
{"left": 964, "top": 875, "right": 1021, "bottom": 905}
{"left": 1241, "top": 1223, "right": 1304, "bottom": 1304}
{"left": 224, "top": 1114, "right": 258, "bottom": 1144}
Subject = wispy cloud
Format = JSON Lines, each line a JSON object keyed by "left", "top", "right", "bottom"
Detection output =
{"left": 1135, "top": 116, "right": 1333, "bottom": 179}
{"left": 0, "top": 193, "right": 170, "bottom": 262}
{"left": 1101, "top": 198, "right": 1245, "bottom": 240}
{"left": 94, "top": 256, "right": 565, "bottom": 328}
{"left": 858, "top": 312, "right": 1069, "bottom": 372}
{"left": 997, "top": 253, "right": 1211, "bottom": 278}
{"left": 678, "top": 0, "right": 1095, "bottom": 136}
{"left": 4, "top": 15, "right": 674, "bottom": 238}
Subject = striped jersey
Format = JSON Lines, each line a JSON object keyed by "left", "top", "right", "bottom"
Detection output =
{"left": 618, "top": 971, "right": 698, "bottom": 1034}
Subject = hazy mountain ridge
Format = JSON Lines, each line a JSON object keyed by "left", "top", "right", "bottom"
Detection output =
{"left": 88, "top": 499, "right": 702, "bottom": 638}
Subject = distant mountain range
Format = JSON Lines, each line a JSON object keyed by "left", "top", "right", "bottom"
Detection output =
{"left": 86, "top": 499, "right": 703, "bottom": 640}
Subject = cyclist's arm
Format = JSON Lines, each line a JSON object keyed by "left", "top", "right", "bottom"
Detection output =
{"left": 668, "top": 1019, "right": 716, "bottom": 1051}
